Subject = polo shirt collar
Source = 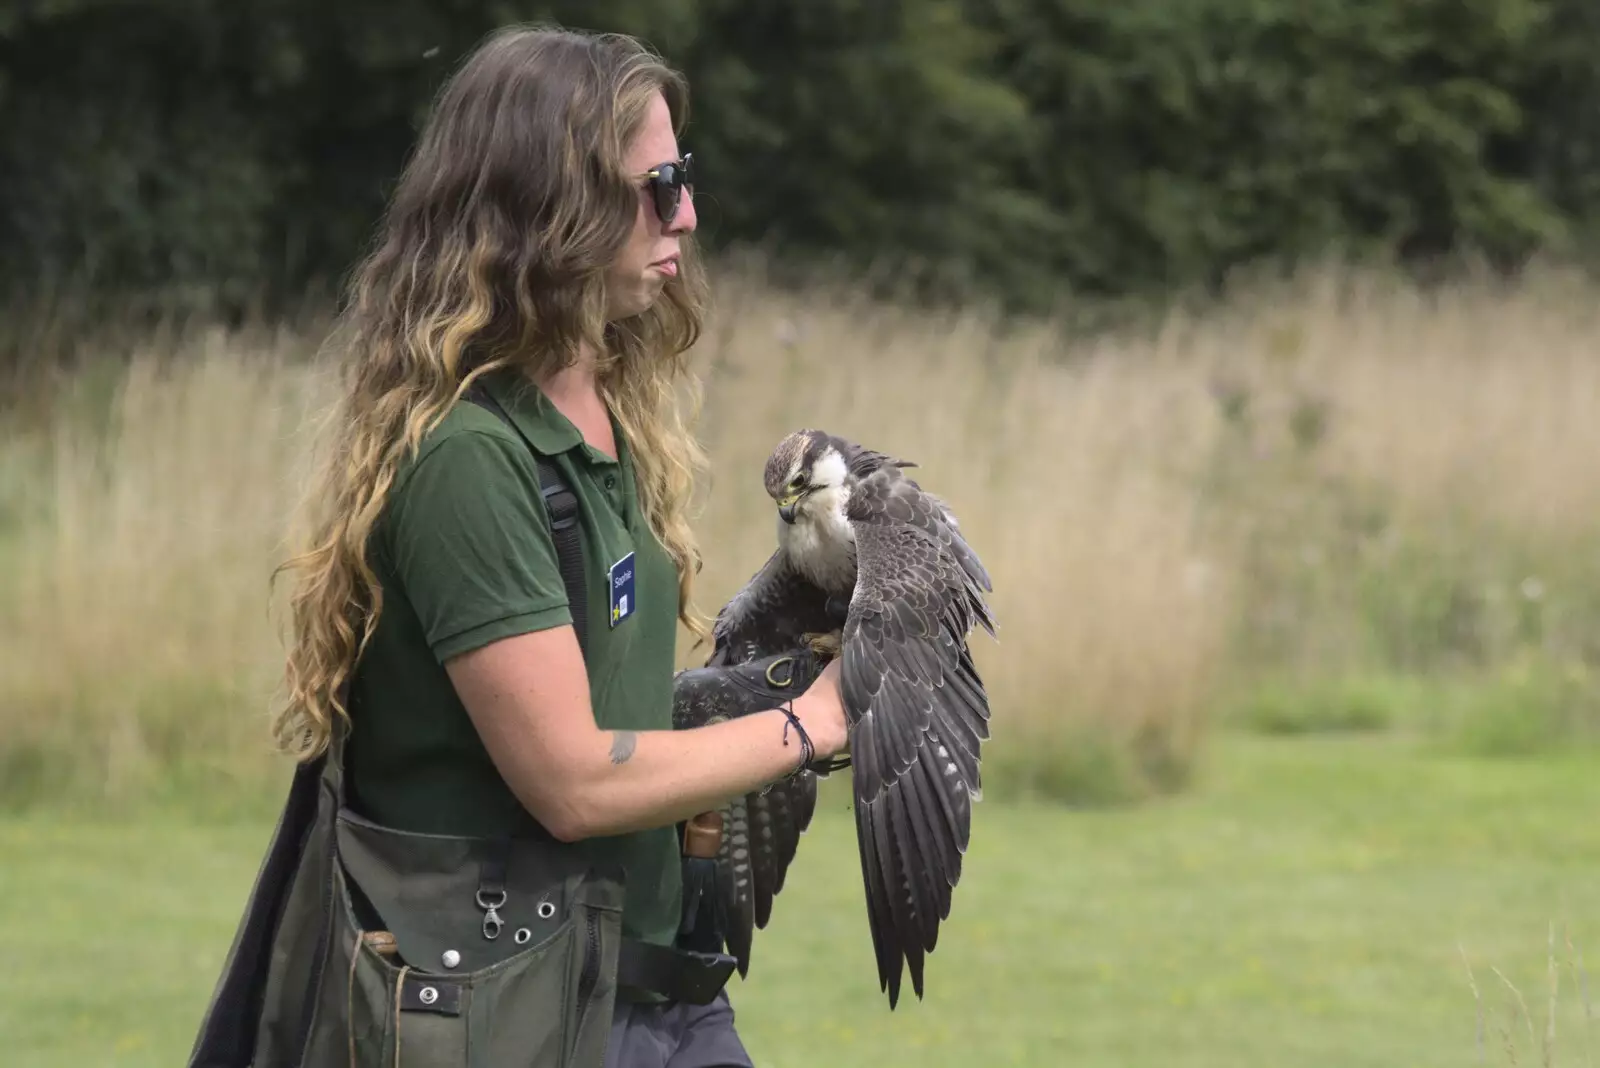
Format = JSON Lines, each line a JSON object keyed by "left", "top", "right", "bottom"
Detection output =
{"left": 482, "top": 368, "right": 584, "bottom": 457}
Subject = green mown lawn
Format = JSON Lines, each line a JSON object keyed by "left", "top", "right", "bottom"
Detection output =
{"left": 3, "top": 734, "right": 1597, "bottom": 1067}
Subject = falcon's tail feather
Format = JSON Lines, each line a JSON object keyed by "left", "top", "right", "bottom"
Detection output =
{"left": 717, "top": 795, "right": 756, "bottom": 977}
{"left": 750, "top": 791, "right": 779, "bottom": 928}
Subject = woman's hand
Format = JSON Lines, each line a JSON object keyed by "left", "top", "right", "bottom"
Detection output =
{"left": 792, "top": 657, "right": 850, "bottom": 760}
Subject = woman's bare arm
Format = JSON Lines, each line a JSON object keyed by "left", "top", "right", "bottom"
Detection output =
{"left": 445, "top": 623, "right": 848, "bottom": 842}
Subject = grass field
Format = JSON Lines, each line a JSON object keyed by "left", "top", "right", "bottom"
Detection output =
{"left": 5, "top": 262, "right": 1600, "bottom": 1065}
{"left": 3, "top": 732, "right": 1596, "bottom": 1068}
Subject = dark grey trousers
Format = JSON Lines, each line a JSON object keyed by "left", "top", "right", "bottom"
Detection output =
{"left": 603, "top": 990, "right": 754, "bottom": 1068}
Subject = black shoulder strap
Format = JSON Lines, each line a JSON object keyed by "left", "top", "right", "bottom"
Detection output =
{"left": 463, "top": 380, "right": 589, "bottom": 657}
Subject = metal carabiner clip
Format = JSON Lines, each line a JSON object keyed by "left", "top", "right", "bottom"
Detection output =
{"left": 476, "top": 888, "right": 507, "bottom": 941}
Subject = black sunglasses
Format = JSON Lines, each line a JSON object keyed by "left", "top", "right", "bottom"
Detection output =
{"left": 642, "top": 152, "right": 693, "bottom": 225}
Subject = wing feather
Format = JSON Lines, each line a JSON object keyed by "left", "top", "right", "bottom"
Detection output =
{"left": 707, "top": 548, "right": 835, "bottom": 667}
{"left": 839, "top": 466, "right": 995, "bottom": 1008}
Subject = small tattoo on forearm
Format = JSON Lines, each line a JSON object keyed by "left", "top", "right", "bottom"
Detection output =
{"left": 609, "top": 731, "right": 637, "bottom": 765}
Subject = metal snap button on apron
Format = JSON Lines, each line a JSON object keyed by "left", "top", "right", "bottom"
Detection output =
{"left": 537, "top": 901, "right": 556, "bottom": 920}
{"left": 514, "top": 928, "right": 532, "bottom": 944}
{"left": 419, "top": 986, "right": 439, "bottom": 1006}
{"left": 441, "top": 949, "right": 461, "bottom": 969}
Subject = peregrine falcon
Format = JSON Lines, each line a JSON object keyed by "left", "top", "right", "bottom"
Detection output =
{"left": 688, "top": 428, "right": 997, "bottom": 1009}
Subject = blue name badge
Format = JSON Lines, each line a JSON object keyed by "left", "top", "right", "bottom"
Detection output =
{"left": 608, "top": 551, "right": 636, "bottom": 628}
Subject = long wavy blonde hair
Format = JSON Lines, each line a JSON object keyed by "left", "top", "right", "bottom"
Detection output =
{"left": 272, "top": 26, "right": 711, "bottom": 761}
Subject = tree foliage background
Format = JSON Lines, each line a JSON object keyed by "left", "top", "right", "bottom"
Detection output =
{"left": 1, "top": 0, "right": 1597, "bottom": 316}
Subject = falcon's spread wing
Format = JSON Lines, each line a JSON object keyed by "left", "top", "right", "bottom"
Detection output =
{"left": 839, "top": 466, "right": 996, "bottom": 1009}
{"left": 675, "top": 548, "right": 837, "bottom": 977}
{"left": 706, "top": 547, "right": 838, "bottom": 667}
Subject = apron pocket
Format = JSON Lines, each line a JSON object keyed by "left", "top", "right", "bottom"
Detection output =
{"left": 294, "top": 811, "right": 625, "bottom": 1068}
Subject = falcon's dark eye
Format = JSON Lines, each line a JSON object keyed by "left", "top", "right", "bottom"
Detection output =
{"left": 788, "top": 474, "right": 805, "bottom": 491}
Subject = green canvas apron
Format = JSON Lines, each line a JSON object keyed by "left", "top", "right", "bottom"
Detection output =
{"left": 189, "top": 709, "right": 627, "bottom": 1068}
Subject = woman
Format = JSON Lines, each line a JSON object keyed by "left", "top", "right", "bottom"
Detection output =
{"left": 271, "top": 24, "right": 849, "bottom": 1068}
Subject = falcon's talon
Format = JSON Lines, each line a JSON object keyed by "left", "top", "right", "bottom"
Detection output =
{"left": 802, "top": 630, "right": 843, "bottom": 663}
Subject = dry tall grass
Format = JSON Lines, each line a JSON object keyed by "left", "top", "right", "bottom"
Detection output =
{"left": 3, "top": 261, "right": 1599, "bottom": 807}
{"left": 0, "top": 324, "right": 322, "bottom": 802}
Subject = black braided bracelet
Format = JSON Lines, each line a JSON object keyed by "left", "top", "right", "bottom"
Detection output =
{"left": 777, "top": 700, "right": 814, "bottom": 778}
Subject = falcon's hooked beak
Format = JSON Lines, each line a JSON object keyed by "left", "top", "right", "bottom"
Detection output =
{"left": 776, "top": 493, "right": 800, "bottom": 524}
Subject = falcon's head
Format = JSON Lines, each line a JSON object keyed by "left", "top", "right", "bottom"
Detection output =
{"left": 764, "top": 429, "right": 852, "bottom": 525}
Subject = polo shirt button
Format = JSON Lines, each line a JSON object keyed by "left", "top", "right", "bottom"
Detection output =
{"left": 605, "top": 474, "right": 617, "bottom": 489}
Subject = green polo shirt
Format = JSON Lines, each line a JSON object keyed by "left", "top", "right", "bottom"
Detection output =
{"left": 346, "top": 368, "right": 683, "bottom": 948}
